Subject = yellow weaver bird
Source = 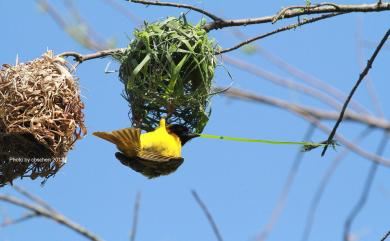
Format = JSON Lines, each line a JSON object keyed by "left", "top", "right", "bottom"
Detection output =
{"left": 93, "top": 119, "right": 199, "bottom": 178}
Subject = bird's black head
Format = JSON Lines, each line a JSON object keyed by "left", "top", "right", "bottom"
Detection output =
{"left": 167, "top": 124, "right": 200, "bottom": 146}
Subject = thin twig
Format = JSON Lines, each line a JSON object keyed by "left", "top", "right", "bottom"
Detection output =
{"left": 0, "top": 195, "right": 104, "bottom": 241}
{"left": 63, "top": 0, "right": 108, "bottom": 48}
{"left": 204, "top": 3, "right": 390, "bottom": 31}
{"left": 58, "top": 47, "right": 365, "bottom": 115}
{"left": 1, "top": 212, "right": 38, "bottom": 227}
{"left": 218, "top": 13, "right": 343, "bottom": 54}
{"left": 382, "top": 230, "right": 390, "bottom": 241}
{"left": 229, "top": 29, "right": 369, "bottom": 114}
{"left": 130, "top": 192, "right": 141, "bottom": 241}
{"left": 342, "top": 20, "right": 388, "bottom": 241}
{"left": 272, "top": 3, "right": 341, "bottom": 23}
{"left": 102, "top": 0, "right": 142, "bottom": 24}
{"left": 343, "top": 133, "right": 388, "bottom": 241}
{"left": 341, "top": 22, "right": 388, "bottom": 240}
{"left": 36, "top": 0, "right": 103, "bottom": 50}
{"left": 223, "top": 56, "right": 344, "bottom": 111}
{"left": 129, "top": 0, "right": 222, "bottom": 21}
{"left": 12, "top": 185, "right": 55, "bottom": 212}
{"left": 301, "top": 127, "right": 373, "bottom": 241}
{"left": 322, "top": 28, "right": 390, "bottom": 156}
{"left": 219, "top": 87, "right": 390, "bottom": 166}
{"left": 191, "top": 190, "right": 223, "bottom": 241}
{"left": 214, "top": 87, "right": 390, "bottom": 132}
{"left": 58, "top": 49, "right": 124, "bottom": 63}
{"left": 257, "top": 124, "right": 316, "bottom": 241}
{"left": 356, "top": 19, "right": 385, "bottom": 117}
{"left": 363, "top": 40, "right": 390, "bottom": 51}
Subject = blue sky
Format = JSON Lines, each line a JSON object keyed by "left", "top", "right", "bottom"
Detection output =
{"left": 1, "top": 1, "right": 390, "bottom": 241}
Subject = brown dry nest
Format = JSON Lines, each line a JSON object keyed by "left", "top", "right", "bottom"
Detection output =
{"left": 0, "top": 51, "right": 86, "bottom": 186}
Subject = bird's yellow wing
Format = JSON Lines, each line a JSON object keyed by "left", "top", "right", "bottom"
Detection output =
{"left": 93, "top": 128, "right": 141, "bottom": 157}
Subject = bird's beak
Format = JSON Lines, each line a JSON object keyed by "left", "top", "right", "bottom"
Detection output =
{"left": 187, "top": 133, "right": 200, "bottom": 139}
{"left": 179, "top": 133, "right": 200, "bottom": 146}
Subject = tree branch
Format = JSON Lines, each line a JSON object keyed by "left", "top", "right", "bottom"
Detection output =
{"left": 223, "top": 56, "right": 345, "bottom": 111}
{"left": 219, "top": 13, "right": 343, "bottom": 54}
{"left": 130, "top": 192, "right": 141, "bottom": 241}
{"left": 103, "top": 0, "right": 142, "bottom": 24}
{"left": 0, "top": 194, "right": 103, "bottom": 241}
{"left": 321, "top": 27, "right": 390, "bottom": 156}
{"left": 36, "top": 0, "right": 105, "bottom": 50}
{"left": 12, "top": 185, "right": 55, "bottom": 212}
{"left": 229, "top": 29, "right": 369, "bottom": 114}
{"left": 343, "top": 133, "right": 388, "bottom": 241}
{"left": 301, "top": 127, "right": 372, "bottom": 241}
{"left": 62, "top": 0, "right": 108, "bottom": 48}
{"left": 215, "top": 87, "right": 390, "bottom": 131}
{"left": 356, "top": 19, "right": 385, "bottom": 117}
{"left": 382, "top": 230, "right": 390, "bottom": 241}
{"left": 58, "top": 49, "right": 124, "bottom": 63}
{"left": 218, "top": 87, "right": 390, "bottom": 166}
{"left": 191, "top": 190, "right": 224, "bottom": 241}
{"left": 257, "top": 124, "right": 316, "bottom": 241}
{"left": 204, "top": 2, "right": 390, "bottom": 31}
{"left": 128, "top": 0, "right": 222, "bottom": 21}
{"left": 1, "top": 212, "right": 38, "bottom": 227}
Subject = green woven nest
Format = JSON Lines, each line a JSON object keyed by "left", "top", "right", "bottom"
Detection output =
{"left": 116, "top": 17, "right": 218, "bottom": 133}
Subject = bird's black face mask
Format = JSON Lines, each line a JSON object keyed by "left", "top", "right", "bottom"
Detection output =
{"left": 166, "top": 124, "right": 200, "bottom": 145}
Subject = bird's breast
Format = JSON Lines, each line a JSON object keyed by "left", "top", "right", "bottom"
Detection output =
{"left": 140, "top": 130, "right": 182, "bottom": 157}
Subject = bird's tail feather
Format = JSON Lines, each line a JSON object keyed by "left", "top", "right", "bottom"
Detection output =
{"left": 93, "top": 128, "right": 141, "bottom": 157}
{"left": 93, "top": 131, "right": 119, "bottom": 144}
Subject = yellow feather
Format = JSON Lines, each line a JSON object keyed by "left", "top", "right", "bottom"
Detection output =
{"left": 93, "top": 128, "right": 140, "bottom": 157}
{"left": 140, "top": 119, "right": 182, "bottom": 158}
{"left": 93, "top": 119, "right": 182, "bottom": 159}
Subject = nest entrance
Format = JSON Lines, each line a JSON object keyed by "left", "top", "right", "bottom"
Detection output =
{"left": 0, "top": 132, "right": 59, "bottom": 186}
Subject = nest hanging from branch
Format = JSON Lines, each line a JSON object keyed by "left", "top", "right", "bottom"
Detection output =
{"left": 0, "top": 51, "right": 86, "bottom": 186}
{"left": 115, "top": 17, "right": 218, "bottom": 133}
